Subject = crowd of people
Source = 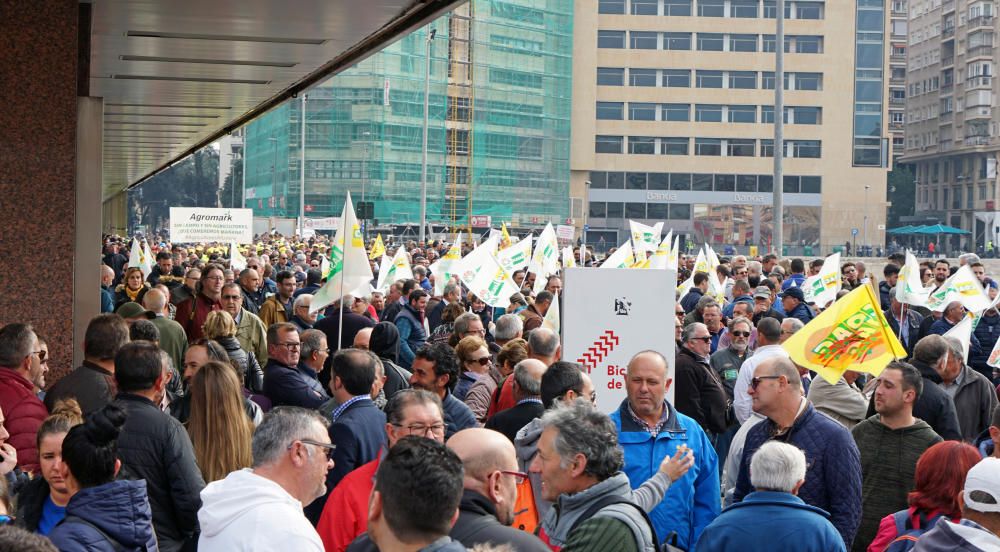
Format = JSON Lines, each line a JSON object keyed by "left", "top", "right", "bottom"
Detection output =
{"left": 0, "top": 233, "right": 997, "bottom": 551}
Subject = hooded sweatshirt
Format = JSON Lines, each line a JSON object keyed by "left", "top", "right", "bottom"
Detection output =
{"left": 912, "top": 518, "right": 1000, "bottom": 551}
{"left": 47, "top": 479, "right": 158, "bottom": 552}
{"left": 198, "top": 469, "right": 323, "bottom": 551}
{"left": 850, "top": 415, "right": 942, "bottom": 552}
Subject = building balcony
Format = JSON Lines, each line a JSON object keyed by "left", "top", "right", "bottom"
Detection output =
{"left": 889, "top": 122, "right": 904, "bottom": 131}
{"left": 942, "top": 26, "right": 955, "bottom": 39}
{"left": 890, "top": 97, "right": 905, "bottom": 107}
{"left": 967, "top": 45, "right": 995, "bottom": 60}
{"left": 965, "top": 135, "right": 992, "bottom": 146}
{"left": 943, "top": 0, "right": 955, "bottom": 13}
{"left": 891, "top": 53, "right": 907, "bottom": 62}
{"left": 968, "top": 15, "right": 995, "bottom": 30}
{"left": 940, "top": 111, "right": 954, "bottom": 123}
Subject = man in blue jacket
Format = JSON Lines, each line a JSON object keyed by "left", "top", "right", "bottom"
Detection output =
{"left": 697, "top": 441, "right": 845, "bottom": 552}
{"left": 734, "top": 356, "right": 862, "bottom": 549}
{"left": 610, "top": 350, "right": 720, "bottom": 551}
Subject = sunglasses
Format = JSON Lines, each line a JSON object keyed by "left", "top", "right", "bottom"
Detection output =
{"left": 467, "top": 357, "right": 491, "bottom": 366}
{"left": 691, "top": 336, "right": 712, "bottom": 343}
{"left": 292, "top": 439, "right": 336, "bottom": 459}
{"left": 751, "top": 375, "right": 783, "bottom": 390}
{"left": 731, "top": 330, "right": 751, "bottom": 338}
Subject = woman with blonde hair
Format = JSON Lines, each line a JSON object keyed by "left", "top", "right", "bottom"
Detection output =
{"left": 454, "top": 336, "right": 499, "bottom": 423}
{"left": 113, "top": 266, "right": 150, "bottom": 311}
{"left": 186, "top": 361, "right": 253, "bottom": 483}
{"left": 202, "top": 310, "right": 263, "bottom": 394}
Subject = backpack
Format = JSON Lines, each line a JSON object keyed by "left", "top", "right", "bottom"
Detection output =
{"left": 567, "top": 494, "right": 682, "bottom": 552}
{"left": 883, "top": 510, "right": 946, "bottom": 552}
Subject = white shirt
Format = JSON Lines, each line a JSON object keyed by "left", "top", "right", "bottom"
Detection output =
{"left": 732, "top": 344, "right": 789, "bottom": 424}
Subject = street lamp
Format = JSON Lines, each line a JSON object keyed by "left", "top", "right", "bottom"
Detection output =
{"left": 419, "top": 28, "right": 436, "bottom": 245}
{"left": 864, "top": 184, "right": 870, "bottom": 256}
{"left": 582, "top": 180, "right": 591, "bottom": 266}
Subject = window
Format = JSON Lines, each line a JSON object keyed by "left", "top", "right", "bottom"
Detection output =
{"left": 629, "top": 136, "right": 656, "bottom": 154}
{"left": 790, "top": 106, "right": 821, "bottom": 125}
{"left": 732, "top": 0, "right": 758, "bottom": 18}
{"left": 589, "top": 202, "right": 607, "bottom": 218}
{"left": 649, "top": 173, "right": 669, "bottom": 190}
{"left": 792, "top": 140, "right": 822, "bottom": 158}
{"left": 763, "top": 1, "right": 791, "bottom": 19}
{"left": 695, "top": 138, "right": 722, "bottom": 156}
{"left": 794, "top": 36, "right": 823, "bottom": 54}
{"left": 698, "top": 33, "right": 725, "bottom": 51}
{"left": 737, "top": 174, "right": 757, "bottom": 192}
{"left": 761, "top": 139, "right": 774, "bottom": 157}
{"left": 783, "top": 176, "right": 800, "bottom": 193}
{"left": 796, "top": 2, "right": 824, "bottom": 19}
{"left": 669, "top": 204, "right": 691, "bottom": 220}
{"left": 728, "top": 139, "right": 756, "bottom": 157}
{"left": 761, "top": 105, "right": 775, "bottom": 123}
{"left": 629, "top": 102, "right": 657, "bottom": 121}
{"left": 670, "top": 173, "right": 692, "bottom": 190}
{"left": 631, "top": 31, "right": 659, "bottom": 50}
{"left": 662, "top": 103, "right": 690, "bottom": 121}
{"left": 795, "top": 73, "right": 823, "bottom": 90}
{"left": 696, "top": 104, "right": 724, "bottom": 122}
{"left": 697, "top": 70, "right": 723, "bottom": 88}
{"left": 664, "top": 32, "right": 692, "bottom": 50}
{"left": 595, "top": 135, "right": 623, "bottom": 153}
{"left": 647, "top": 204, "right": 669, "bottom": 219}
{"left": 598, "top": 0, "right": 625, "bottom": 14}
{"left": 800, "top": 176, "right": 822, "bottom": 194}
{"left": 630, "top": 68, "right": 658, "bottom": 86}
{"left": 758, "top": 175, "right": 774, "bottom": 192}
{"left": 729, "top": 71, "right": 757, "bottom": 89}
{"left": 693, "top": 174, "right": 714, "bottom": 190}
{"left": 589, "top": 171, "right": 608, "bottom": 189}
{"left": 608, "top": 173, "right": 625, "bottom": 188}
{"left": 729, "top": 105, "right": 757, "bottom": 123}
{"left": 664, "top": 0, "right": 692, "bottom": 16}
{"left": 698, "top": 0, "right": 725, "bottom": 17}
{"left": 663, "top": 69, "right": 691, "bottom": 87}
{"left": 626, "top": 203, "right": 647, "bottom": 219}
{"left": 607, "top": 202, "right": 624, "bottom": 219}
{"left": 597, "top": 67, "right": 625, "bottom": 86}
{"left": 627, "top": 173, "right": 647, "bottom": 190}
{"left": 596, "top": 102, "right": 624, "bottom": 120}
{"left": 598, "top": 31, "right": 626, "bottom": 49}
{"left": 715, "top": 174, "right": 736, "bottom": 191}
{"left": 730, "top": 34, "right": 758, "bottom": 52}
{"left": 631, "top": 0, "right": 658, "bottom": 15}
{"left": 662, "top": 137, "right": 689, "bottom": 155}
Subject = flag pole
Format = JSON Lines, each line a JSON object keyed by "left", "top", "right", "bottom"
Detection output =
{"left": 338, "top": 198, "right": 349, "bottom": 352}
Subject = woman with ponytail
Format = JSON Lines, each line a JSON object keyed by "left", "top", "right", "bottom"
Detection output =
{"left": 46, "top": 403, "right": 158, "bottom": 551}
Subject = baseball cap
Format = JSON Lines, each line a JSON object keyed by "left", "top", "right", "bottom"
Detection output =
{"left": 115, "top": 302, "right": 155, "bottom": 320}
{"left": 780, "top": 287, "right": 805, "bottom": 302}
{"left": 963, "top": 457, "right": 1000, "bottom": 513}
{"left": 753, "top": 286, "right": 771, "bottom": 300}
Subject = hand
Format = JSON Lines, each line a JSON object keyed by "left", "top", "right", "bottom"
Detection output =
{"left": 658, "top": 445, "right": 695, "bottom": 482}
{"left": 0, "top": 443, "right": 17, "bottom": 476}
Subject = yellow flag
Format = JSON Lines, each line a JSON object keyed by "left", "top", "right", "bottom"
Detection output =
{"left": 369, "top": 234, "right": 386, "bottom": 260}
{"left": 782, "top": 284, "right": 907, "bottom": 385}
{"left": 500, "top": 222, "right": 512, "bottom": 250}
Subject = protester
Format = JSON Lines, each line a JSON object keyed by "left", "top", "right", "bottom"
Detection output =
{"left": 0, "top": 323, "right": 49, "bottom": 473}
{"left": 674, "top": 323, "right": 729, "bottom": 437}
{"left": 114, "top": 341, "right": 205, "bottom": 551}
{"left": 885, "top": 288, "right": 924, "bottom": 356}
{"left": 46, "top": 403, "right": 158, "bottom": 552}
{"left": 46, "top": 314, "right": 129, "bottom": 416}
{"left": 851, "top": 361, "right": 943, "bottom": 551}
{"left": 429, "top": 302, "right": 466, "bottom": 346}
{"left": 734, "top": 356, "right": 862, "bottom": 548}
{"left": 258, "top": 270, "right": 296, "bottom": 328}
{"left": 197, "top": 407, "right": 332, "bottom": 550}
{"left": 911, "top": 457, "right": 1000, "bottom": 550}
{"left": 940, "top": 336, "right": 998, "bottom": 441}
{"left": 520, "top": 291, "right": 552, "bottom": 333}
{"left": 868, "top": 441, "right": 982, "bottom": 550}
{"left": 114, "top": 267, "right": 151, "bottom": 311}
{"left": 142, "top": 288, "right": 188, "bottom": 372}
{"left": 428, "top": 283, "right": 461, "bottom": 332}
{"left": 368, "top": 322, "right": 411, "bottom": 400}
{"left": 681, "top": 272, "right": 709, "bottom": 313}
{"left": 696, "top": 442, "right": 846, "bottom": 552}
{"left": 895, "top": 335, "right": 964, "bottom": 441}
{"left": 454, "top": 336, "right": 492, "bottom": 402}
{"left": 186, "top": 361, "right": 253, "bottom": 483}
{"left": 395, "top": 289, "right": 430, "bottom": 369}
{"left": 219, "top": 281, "right": 269, "bottom": 369}
{"left": 485, "top": 359, "right": 546, "bottom": 444}
{"left": 779, "top": 287, "right": 814, "bottom": 324}
{"left": 100, "top": 265, "right": 115, "bottom": 313}
{"left": 488, "top": 328, "right": 562, "bottom": 418}
{"left": 408, "top": 343, "right": 476, "bottom": 438}
{"left": 14, "top": 399, "right": 83, "bottom": 535}
{"left": 289, "top": 294, "right": 316, "bottom": 333}
{"left": 263, "top": 323, "right": 329, "bottom": 409}
{"left": 807, "top": 370, "right": 869, "bottom": 429}
{"left": 314, "top": 295, "right": 376, "bottom": 353}
{"left": 203, "top": 309, "right": 264, "bottom": 395}
{"left": 733, "top": 317, "right": 788, "bottom": 424}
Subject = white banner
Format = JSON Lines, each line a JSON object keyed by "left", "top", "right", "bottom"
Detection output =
{"left": 556, "top": 224, "right": 575, "bottom": 242}
{"left": 170, "top": 207, "right": 253, "bottom": 244}
{"left": 304, "top": 217, "right": 342, "bottom": 230}
{"left": 563, "top": 267, "right": 677, "bottom": 413}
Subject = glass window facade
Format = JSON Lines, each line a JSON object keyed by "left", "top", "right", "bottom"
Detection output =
{"left": 853, "top": 0, "right": 885, "bottom": 166}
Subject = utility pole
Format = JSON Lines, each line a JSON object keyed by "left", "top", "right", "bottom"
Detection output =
{"left": 299, "top": 94, "right": 307, "bottom": 237}
{"left": 772, "top": 0, "right": 784, "bottom": 256}
{"left": 419, "top": 28, "right": 436, "bottom": 245}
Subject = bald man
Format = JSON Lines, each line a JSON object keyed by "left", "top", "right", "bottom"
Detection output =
{"left": 101, "top": 265, "right": 116, "bottom": 312}
{"left": 143, "top": 288, "right": 188, "bottom": 373}
{"left": 353, "top": 327, "right": 373, "bottom": 351}
{"left": 447, "top": 429, "right": 549, "bottom": 551}
{"left": 485, "top": 359, "right": 547, "bottom": 444}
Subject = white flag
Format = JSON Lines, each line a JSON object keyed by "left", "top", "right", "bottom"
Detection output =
{"left": 668, "top": 235, "right": 680, "bottom": 272}
{"left": 129, "top": 238, "right": 152, "bottom": 279}
{"left": 143, "top": 241, "right": 154, "bottom": 278}
{"left": 943, "top": 315, "right": 974, "bottom": 364}
{"left": 925, "top": 265, "right": 991, "bottom": 313}
{"left": 629, "top": 220, "right": 663, "bottom": 253}
{"left": 311, "top": 192, "right": 374, "bottom": 314}
{"left": 455, "top": 235, "right": 500, "bottom": 287}
{"left": 542, "top": 291, "right": 560, "bottom": 334}
{"left": 602, "top": 242, "right": 635, "bottom": 269}
{"left": 896, "top": 250, "right": 932, "bottom": 307}
{"left": 376, "top": 248, "right": 414, "bottom": 292}
{"left": 496, "top": 235, "right": 532, "bottom": 274}
{"left": 562, "top": 246, "right": 576, "bottom": 268}
{"left": 527, "top": 223, "right": 559, "bottom": 279}
{"left": 230, "top": 242, "right": 247, "bottom": 272}
{"left": 802, "top": 252, "right": 841, "bottom": 308}
{"left": 461, "top": 250, "right": 520, "bottom": 308}
{"left": 429, "top": 233, "right": 463, "bottom": 296}
{"left": 649, "top": 231, "right": 673, "bottom": 270}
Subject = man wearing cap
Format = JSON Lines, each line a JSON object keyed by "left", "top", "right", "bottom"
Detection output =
{"left": 911, "top": 457, "right": 1000, "bottom": 550}
{"left": 751, "top": 284, "right": 784, "bottom": 324}
{"left": 780, "top": 287, "right": 814, "bottom": 325}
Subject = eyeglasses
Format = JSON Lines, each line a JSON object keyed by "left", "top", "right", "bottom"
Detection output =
{"left": 467, "top": 357, "right": 491, "bottom": 366}
{"left": 750, "top": 375, "right": 783, "bottom": 390}
{"left": 248, "top": 265, "right": 260, "bottom": 270}
{"left": 500, "top": 470, "right": 528, "bottom": 485}
{"left": 465, "top": 329, "right": 487, "bottom": 336}
{"left": 289, "top": 439, "right": 336, "bottom": 459}
{"left": 275, "top": 342, "right": 301, "bottom": 350}
{"left": 392, "top": 423, "right": 446, "bottom": 437}
{"left": 691, "top": 336, "right": 712, "bottom": 343}
{"left": 204, "top": 276, "right": 225, "bottom": 281}
{"left": 730, "top": 331, "right": 751, "bottom": 338}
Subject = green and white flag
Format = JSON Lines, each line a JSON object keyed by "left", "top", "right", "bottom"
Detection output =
{"left": 376, "top": 247, "right": 414, "bottom": 292}
{"left": 429, "top": 233, "right": 463, "bottom": 296}
{"left": 896, "top": 250, "right": 932, "bottom": 307}
{"left": 461, "top": 247, "right": 520, "bottom": 308}
{"left": 802, "top": 252, "right": 841, "bottom": 308}
{"left": 311, "top": 192, "right": 374, "bottom": 314}
{"left": 925, "top": 264, "right": 991, "bottom": 313}
{"left": 496, "top": 235, "right": 532, "bottom": 274}
{"left": 602, "top": 241, "right": 635, "bottom": 269}
{"left": 629, "top": 220, "right": 663, "bottom": 253}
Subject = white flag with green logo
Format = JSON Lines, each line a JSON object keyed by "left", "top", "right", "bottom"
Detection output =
{"left": 311, "top": 192, "right": 374, "bottom": 314}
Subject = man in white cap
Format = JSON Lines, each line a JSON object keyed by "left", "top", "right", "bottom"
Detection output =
{"left": 912, "top": 457, "right": 1000, "bottom": 550}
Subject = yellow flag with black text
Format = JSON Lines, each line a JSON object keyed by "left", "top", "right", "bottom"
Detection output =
{"left": 369, "top": 234, "right": 386, "bottom": 260}
{"left": 782, "top": 284, "right": 906, "bottom": 384}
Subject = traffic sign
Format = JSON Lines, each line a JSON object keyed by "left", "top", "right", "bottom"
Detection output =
{"left": 851, "top": 228, "right": 859, "bottom": 236}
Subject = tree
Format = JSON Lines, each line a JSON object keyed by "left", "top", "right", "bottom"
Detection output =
{"left": 127, "top": 147, "right": 221, "bottom": 233}
{"left": 220, "top": 153, "right": 244, "bottom": 209}
{"left": 886, "top": 163, "right": 915, "bottom": 229}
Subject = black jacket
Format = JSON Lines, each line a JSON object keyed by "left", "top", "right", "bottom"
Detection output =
{"left": 14, "top": 475, "right": 49, "bottom": 533}
{"left": 45, "top": 361, "right": 116, "bottom": 416}
{"left": 673, "top": 346, "right": 730, "bottom": 435}
{"left": 867, "top": 359, "right": 962, "bottom": 441}
{"left": 485, "top": 399, "right": 544, "bottom": 444}
{"left": 450, "top": 490, "right": 549, "bottom": 552}
{"left": 115, "top": 393, "right": 205, "bottom": 552}
{"left": 216, "top": 335, "right": 264, "bottom": 394}
{"left": 883, "top": 306, "right": 924, "bottom": 357}
{"left": 147, "top": 265, "right": 185, "bottom": 289}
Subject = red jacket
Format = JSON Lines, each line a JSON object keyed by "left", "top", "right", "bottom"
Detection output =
{"left": 0, "top": 369, "right": 47, "bottom": 473}
{"left": 174, "top": 293, "right": 222, "bottom": 342}
{"left": 316, "top": 454, "right": 380, "bottom": 552}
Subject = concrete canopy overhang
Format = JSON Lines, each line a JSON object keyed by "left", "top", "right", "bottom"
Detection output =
{"left": 89, "top": 0, "right": 465, "bottom": 200}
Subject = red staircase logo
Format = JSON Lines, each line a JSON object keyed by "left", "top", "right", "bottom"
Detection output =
{"left": 577, "top": 330, "right": 619, "bottom": 373}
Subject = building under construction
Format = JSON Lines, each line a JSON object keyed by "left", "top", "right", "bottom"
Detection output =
{"left": 243, "top": 0, "right": 574, "bottom": 235}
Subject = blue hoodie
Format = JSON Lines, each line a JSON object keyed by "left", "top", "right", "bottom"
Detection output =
{"left": 48, "top": 479, "right": 158, "bottom": 552}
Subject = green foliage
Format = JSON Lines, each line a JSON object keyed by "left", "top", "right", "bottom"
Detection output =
{"left": 887, "top": 163, "right": 915, "bottom": 229}
{"left": 128, "top": 147, "right": 220, "bottom": 232}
